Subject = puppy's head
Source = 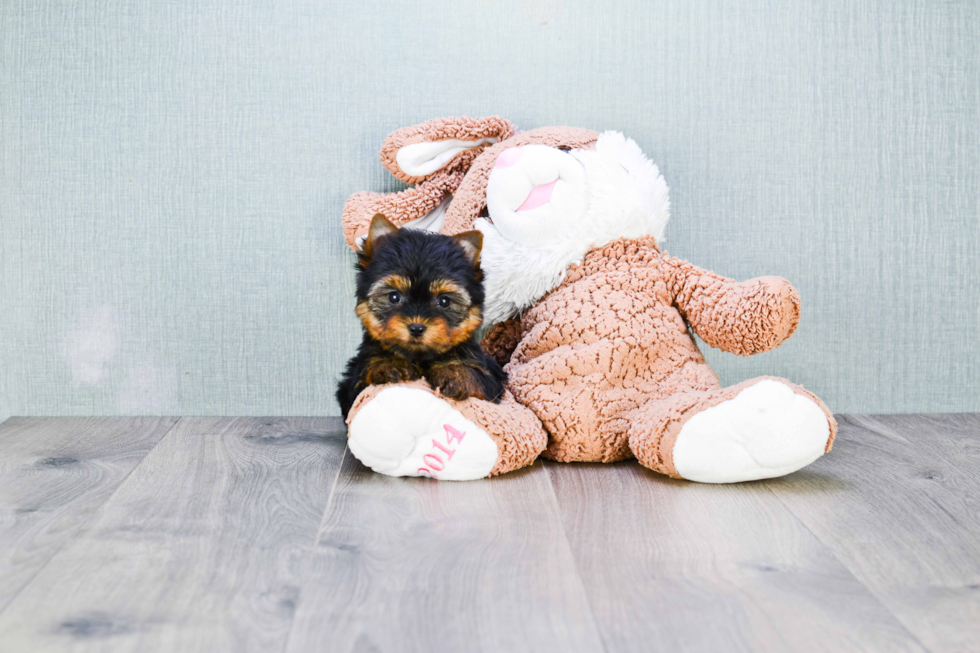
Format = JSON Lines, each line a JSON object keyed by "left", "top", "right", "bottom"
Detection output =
{"left": 355, "top": 214, "right": 484, "bottom": 356}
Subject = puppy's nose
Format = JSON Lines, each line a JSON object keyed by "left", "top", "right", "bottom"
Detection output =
{"left": 408, "top": 323, "right": 426, "bottom": 338}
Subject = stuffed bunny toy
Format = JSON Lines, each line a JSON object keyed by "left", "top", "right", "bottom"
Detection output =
{"left": 340, "top": 116, "right": 836, "bottom": 483}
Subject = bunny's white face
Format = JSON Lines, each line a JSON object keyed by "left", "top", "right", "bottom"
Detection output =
{"left": 475, "top": 132, "right": 671, "bottom": 324}
{"left": 485, "top": 145, "right": 589, "bottom": 248}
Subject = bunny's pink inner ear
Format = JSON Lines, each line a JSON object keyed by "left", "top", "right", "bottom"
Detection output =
{"left": 380, "top": 116, "right": 517, "bottom": 184}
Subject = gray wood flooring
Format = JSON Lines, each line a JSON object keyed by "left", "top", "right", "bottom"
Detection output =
{"left": 0, "top": 414, "right": 977, "bottom": 652}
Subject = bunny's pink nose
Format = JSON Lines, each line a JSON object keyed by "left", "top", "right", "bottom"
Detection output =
{"left": 494, "top": 147, "right": 524, "bottom": 169}
{"left": 517, "top": 179, "right": 557, "bottom": 212}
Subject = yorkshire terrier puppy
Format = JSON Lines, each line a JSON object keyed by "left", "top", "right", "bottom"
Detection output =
{"left": 336, "top": 214, "right": 507, "bottom": 419}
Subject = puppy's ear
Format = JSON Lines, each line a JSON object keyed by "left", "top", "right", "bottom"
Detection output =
{"left": 359, "top": 214, "right": 398, "bottom": 267}
{"left": 451, "top": 230, "right": 483, "bottom": 268}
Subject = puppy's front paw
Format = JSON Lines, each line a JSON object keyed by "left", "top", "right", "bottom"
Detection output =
{"left": 432, "top": 377, "right": 472, "bottom": 402}
{"left": 426, "top": 363, "right": 482, "bottom": 401}
{"left": 364, "top": 357, "right": 422, "bottom": 386}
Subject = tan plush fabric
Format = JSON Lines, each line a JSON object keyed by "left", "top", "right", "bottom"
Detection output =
{"left": 453, "top": 389, "right": 549, "bottom": 476}
{"left": 500, "top": 236, "right": 835, "bottom": 465}
{"left": 480, "top": 318, "right": 525, "bottom": 366}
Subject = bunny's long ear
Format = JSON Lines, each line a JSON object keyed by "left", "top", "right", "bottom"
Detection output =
{"left": 341, "top": 117, "right": 517, "bottom": 251}
{"left": 380, "top": 116, "right": 517, "bottom": 185}
{"left": 342, "top": 169, "right": 465, "bottom": 251}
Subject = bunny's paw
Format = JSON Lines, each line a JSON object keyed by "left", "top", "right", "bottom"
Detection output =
{"left": 347, "top": 386, "right": 498, "bottom": 481}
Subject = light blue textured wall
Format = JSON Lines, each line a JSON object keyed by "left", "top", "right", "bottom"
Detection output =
{"left": 1, "top": 0, "right": 978, "bottom": 420}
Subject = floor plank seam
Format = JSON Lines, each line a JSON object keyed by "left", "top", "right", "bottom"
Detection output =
{"left": 760, "top": 477, "right": 934, "bottom": 653}
{"left": 541, "top": 461, "right": 611, "bottom": 653}
{"left": 279, "top": 441, "right": 349, "bottom": 653}
{"left": 311, "top": 443, "right": 350, "bottom": 549}
{"left": 0, "top": 416, "right": 184, "bottom": 621}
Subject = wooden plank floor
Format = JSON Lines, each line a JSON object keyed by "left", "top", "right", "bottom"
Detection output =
{"left": 0, "top": 415, "right": 977, "bottom": 652}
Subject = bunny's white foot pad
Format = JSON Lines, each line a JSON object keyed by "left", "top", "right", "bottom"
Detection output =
{"left": 672, "top": 380, "right": 831, "bottom": 484}
{"left": 347, "top": 386, "right": 498, "bottom": 481}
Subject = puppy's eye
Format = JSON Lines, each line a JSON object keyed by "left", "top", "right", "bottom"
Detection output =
{"left": 437, "top": 296, "right": 451, "bottom": 309}
{"left": 387, "top": 291, "right": 401, "bottom": 304}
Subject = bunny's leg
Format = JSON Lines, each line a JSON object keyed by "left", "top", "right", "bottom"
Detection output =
{"left": 628, "top": 377, "right": 836, "bottom": 483}
{"left": 345, "top": 380, "right": 547, "bottom": 480}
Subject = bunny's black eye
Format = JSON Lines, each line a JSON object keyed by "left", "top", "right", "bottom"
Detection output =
{"left": 388, "top": 291, "right": 401, "bottom": 304}
{"left": 437, "top": 296, "right": 451, "bottom": 309}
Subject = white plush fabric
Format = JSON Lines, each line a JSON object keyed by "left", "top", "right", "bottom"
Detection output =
{"left": 396, "top": 138, "right": 498, "bottom": 177}
{"left": 478, "top": 131, "right": 671, "bottom": 325}
{"left": 672, "top": 380, "right": 831, "bottom": 483}
{"left": 347, "top": 386, "right": 498, "bottom": 481}
{"left": 485, "top": 144, "right": 588, "bottom": 248}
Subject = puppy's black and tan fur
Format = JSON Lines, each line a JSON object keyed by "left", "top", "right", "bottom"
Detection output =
{"left": 336, "top": 214, "right": 507, "bottom": 419}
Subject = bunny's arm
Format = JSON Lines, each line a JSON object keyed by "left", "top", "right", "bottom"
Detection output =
{"left": 665, "top": 256, "right": 801, "bottom": 356}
